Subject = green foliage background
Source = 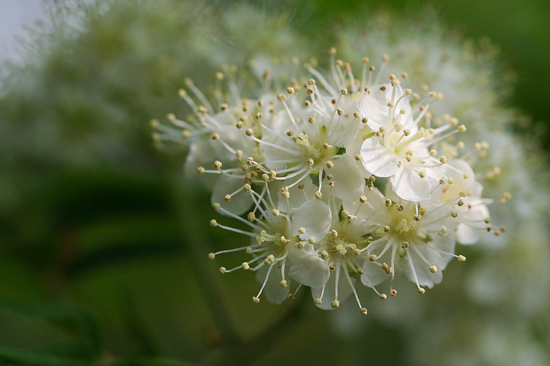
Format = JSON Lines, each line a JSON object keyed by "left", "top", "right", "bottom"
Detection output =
{"left": 0, "top": 0, "right": 548, "bottom": 365}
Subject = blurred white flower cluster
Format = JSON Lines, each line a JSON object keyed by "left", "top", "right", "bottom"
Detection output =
{"left": 153, "top": 49, "right": 506, "bottom": 314}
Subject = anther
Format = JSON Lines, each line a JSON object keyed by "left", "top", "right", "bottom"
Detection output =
{"left": 331, "top": 300, "right": 340, "bottom": 308}
{"left": 418, "top": 288, "right": 426, "bottom": 295}
{"left": 252, "top": 297, "right": 260, "bottom": 303}
{"left": 458, "top": 255, "right": 466, "bottom": 262}
{"left": 208, "top": 253, "right": 215, "bottom": 259}
{"left": 429, "top": 266, "right": 438, "bottom": 273}
{"left": 390, "top": 289, "right": 397, "bottom": 296}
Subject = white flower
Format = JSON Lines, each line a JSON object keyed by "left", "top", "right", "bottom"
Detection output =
{"left": 208, "top": 183, "right": 332, "bottom": 304}
{"left": 312, "top": 217, "right": 385, "bottom": 314}
{"left": 345, "top": 185, "right": 465, "bottom": 291}
{"left": 247, "top": 86, "right": 364, "bottom": 201}
{"left": 433, "top": 158, "right": 491, "bottom": 244}
{"left": 358, "top": 78, "right": 468, "bottom": 202}
{"left": 157, "top": 50, "right": 504, "bottom": 314}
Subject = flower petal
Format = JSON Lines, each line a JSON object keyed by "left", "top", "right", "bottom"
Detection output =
{"left": 359, "top": 93, "right": 388, "bottom": 131}
{"left": 311, "top": 267, "right": 355, "bottom": 310}
{"left": 402, "top": 237, "right": 455, "bottom": 288}
{"left": 390, "top": 165, "right": 433, "bottom": 202}
{"left": 291, "top": 200, "right": 331, "bottom": 242}
{"left": 211, "top": 174, "right": 254, "bottom": 216}
{"left": 360, "top": 137, "right": 399, "bottom": 177}
{"left": 286, "top": 244, "right": 330, "bottom": 288}
{"left": 255, "top": 265, "right": 289, "bottom": 304}
{"left": 330, "top": 154, "right": 365, "bottom": 201}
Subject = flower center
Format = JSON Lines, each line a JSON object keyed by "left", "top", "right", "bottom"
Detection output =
{"left": 297, "top": 133, "right": 338, "bottom": 171}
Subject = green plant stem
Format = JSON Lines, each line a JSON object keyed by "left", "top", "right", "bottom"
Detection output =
{"left": 171, "top": 175, "right": 242, "bottom": 347}
{"left": 207, "top": 292, "right": 313, "bottom": 366}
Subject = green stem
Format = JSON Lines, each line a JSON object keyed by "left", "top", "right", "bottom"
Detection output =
{"left": 171, "top": 175, "right": 241, "bottom": 347}
{"left": 208, "top": 292, "right": 313, "bottom": 366}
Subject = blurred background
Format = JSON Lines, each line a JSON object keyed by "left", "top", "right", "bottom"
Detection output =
{"left": 0, "top": 0, "right": 549, "bottom": 365}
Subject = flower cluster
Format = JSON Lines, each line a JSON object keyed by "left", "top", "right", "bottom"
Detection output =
{"left": 153, "top": 50, "right": 504, "bottom": 314}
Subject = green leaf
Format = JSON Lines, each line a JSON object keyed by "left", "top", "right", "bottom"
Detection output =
{"left": 109, "top": 357, "right": 197, "bottom": 366}
{"left": 0, "top": 301, "right": 102, "bottom": 357}
{"left": 0, "top": 346, "right": 93, "bottom": 366}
